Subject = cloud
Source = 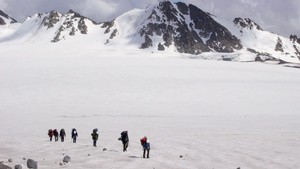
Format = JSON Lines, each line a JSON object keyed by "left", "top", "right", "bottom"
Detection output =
{"left": 0, "top": 0, "right": 8, "bottom": 9}
{"left": 0, "top": 0, "right": 299, "bottom": 37}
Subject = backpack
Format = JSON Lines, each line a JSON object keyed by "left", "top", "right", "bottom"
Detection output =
{"left": 91, "top": 130, "right": 99, "bottom": 139}
{"left": 121, "top": 131, "right": 127, "bottom": 137}
{"left": 60, "top": 129, "right": 65, "bottom": 136}
{"left": 48, "top": 129, "right": 53, "bottom": 136}
{"left": 72, "top": 129, "right": 77, "bottom": 137}
{"left": 140, "top": 137, "right": 146, "bottom": 145}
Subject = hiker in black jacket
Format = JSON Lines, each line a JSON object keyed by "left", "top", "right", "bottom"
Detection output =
{"left": 53, "top": 129, "right": 59, "bottom": 142}
{"left": 91, "top": 128, "right": 99, "bottom": 147}
{"left": 60, "top": 129, "right": 66, "bottom": 142}
{"left": 71, "top": 128, "right": 78, "bottom": 143}
{"left": 119, "top": 131, "right": 129, "bottom": 152}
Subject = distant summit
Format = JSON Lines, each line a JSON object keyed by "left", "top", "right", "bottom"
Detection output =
{"left": 137, "top": 1, "right": 242, "bottom": 53}
{"left": 0, "top": 10, "right": 17, "bottom": 25}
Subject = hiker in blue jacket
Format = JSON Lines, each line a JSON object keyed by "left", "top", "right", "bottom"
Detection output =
{"left": 140, "top": 136, "right": 150, "bottom": 158}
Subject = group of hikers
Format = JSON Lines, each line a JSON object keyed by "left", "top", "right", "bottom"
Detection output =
{"left": 48, "top": 128, "right": 150, "bottom": 158}
{"left": 48, "top": 128, "right": 78, "bottom": 143}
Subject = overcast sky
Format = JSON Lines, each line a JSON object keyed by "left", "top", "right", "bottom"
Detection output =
{"left": 0, "top": 0, "right": 299, "bottom": 37}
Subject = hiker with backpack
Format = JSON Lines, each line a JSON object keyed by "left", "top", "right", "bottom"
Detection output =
{"left": 140, "top": 136, "right": 150, "bottom": 158}
{"left": 53, "top": 129, "right": 59, "bottom": 142}
{"left": 48, "top": 129, "right": 54, "bottom": 141}
{"left": 118, "top": 131, "right": 129, "bottom": 152}
{"left": 71, "top": 128, "right": 78, "bottom": 143}
{"left": 60, "top": 129, "right": 66, "bottom": 142}
{"left": 91, "top": 128, "right": 99, "bottom": 147}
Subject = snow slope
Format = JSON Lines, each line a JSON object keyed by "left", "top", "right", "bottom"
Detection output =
{"left": 0, "top": 42, "right": 300, "bottom": 168}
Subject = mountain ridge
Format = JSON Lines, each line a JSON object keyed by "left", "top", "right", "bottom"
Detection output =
{"left": 0, "top": 1, "right": 300, "bottom": 64}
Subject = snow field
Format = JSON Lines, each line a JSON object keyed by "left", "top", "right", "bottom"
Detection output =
{"left": 0, "top": 48, "right": 300, "bottom": 168}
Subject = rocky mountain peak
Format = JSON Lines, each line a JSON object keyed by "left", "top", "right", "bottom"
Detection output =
{"left": 26, "top": 9, "right": 98, "bottom": 42}
{"left": 290, "top": 35, "right": 300, "bottom": 44}
{"left": 43, "top": 10, "right": 60, "bottom": 29}
{"left": 233, "top": 17, "right": 263, "bottom": 31}
{"left": 0, "top": 10, "right": 17, "bottom": 25}
{"left": 138, "top": 1, "right": 242, "bottom": 54}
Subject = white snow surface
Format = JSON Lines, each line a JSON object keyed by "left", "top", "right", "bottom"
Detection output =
{"left": 0, "top": 42, "right": 300, "bottom": 169}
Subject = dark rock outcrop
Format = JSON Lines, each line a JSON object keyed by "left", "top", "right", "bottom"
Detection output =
{"left": 247, "top": 48, "right": 274, "bottom": 61}
{"left": 26, "top": 159, "right": 37, "bottom": 169}
{"left": 43, "top": 11, "right": 60, "bottom": 29}
{"left": 275, "top": 37, "right": 284, "bottom": 52}
{"left": 0, "top": 17, "right": 5, "bottom": 25}
{"left": 233, "top": 18, "right": 263, "bottom": 31}
{"left": 141, "top": 35, "right": 153, "bottom": 49}
{"left": 158, "top": 43, "right": 165, "bottom": 51}
{"left": 290, "top": 35, "right": 300, "bottom": 44}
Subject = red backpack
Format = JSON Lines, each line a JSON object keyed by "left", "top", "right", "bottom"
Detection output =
{"left": 48, "top": 129, "right": 53, "bottom": 136}
{"left": 140, "top": 137, "right": 147, "bottom": 145}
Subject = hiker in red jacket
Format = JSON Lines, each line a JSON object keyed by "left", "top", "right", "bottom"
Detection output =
{"left": 48, "top": 129, "right": 54, "bottom": 141}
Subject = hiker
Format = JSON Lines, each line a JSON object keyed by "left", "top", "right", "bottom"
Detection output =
{"left": 91, "top": 128, "right": 99, "bottom": 147}
{"left": 140, "top": 136, "right": 150, "bottom": 158}
{"left": 48, "top": 129, "right": 54, "bottom": 141}
{"left": 118, "top": 131, "right": 129, "bottom": 152}
{"left": 71, "top": 128, "right": 78, "bottom": 143}
{"left": 53, "top": 129, "right": 59, "bottom": 142}
{"left": 60, "top": 129, "right": 66, "bottom": 142}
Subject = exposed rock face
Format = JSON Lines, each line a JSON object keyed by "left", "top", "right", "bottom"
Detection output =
{"left": 293, "top": 45, "right": 300, "bottom": 56}
{"left": 141, "top": 35, "right": 153, "bottom": 49}
{"left": 247, "top": 48, "right": 274, "bottom": 61}
{"left": 233, "top": 18, "right": 263, "bottom": 31}
{"left": 290, "top": 35, "right": 300, "bottom": 44}
{"left": 0, "top": 18, "right": 5, "bottom": 25}
{"left": 275, "top": 37, "right": 284, "bottom": 52}
{"left": 188, "top": 4, "right": 242, "bottom": 53}
{"left": 43, "top": 11, "right": 60, "bottom": 29}
{"left": 0, "top": 10, "right": 17, "bottom": 25}
{"left": 102, "top": 20, "right": 115, "bottom": 34}
{"left": 158, "top": 43, "right": 165, "bottom": 51}
{"left": 41, "top": 10, "right": 97, "bottom": 42}
{"left": 78, "top": 18, "right": 88, "bottom": 34}
{"left": 138, "top": 1, "right": 242, "bottom": 54}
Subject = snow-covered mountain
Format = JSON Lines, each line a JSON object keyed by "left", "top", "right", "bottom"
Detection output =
{"left": 1, "top": 1, "right": 300, "bottom": 63}
{"left": 0, "top": 10, "right": 17, "bottom": 25}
